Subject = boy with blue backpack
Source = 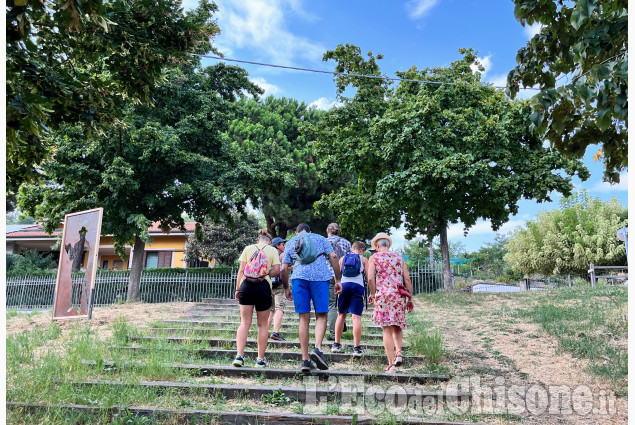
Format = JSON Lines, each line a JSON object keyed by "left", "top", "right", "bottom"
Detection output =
{"left": 331, "top": 241, "right": 369, "bottom": 357}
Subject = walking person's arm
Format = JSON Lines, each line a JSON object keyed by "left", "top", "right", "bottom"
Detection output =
{"left": 403, "top": 260, "right": 414, "bottom": 312}
{"left": 281, "top": 263, "right": 292, "bottom": 300}
{"left": 329, "top": 252, "right": 342, "bottom": 294}
{"left": 367, "top": 257, "right": 376, "bottom": 304}
{"left": 236, "top": 261, "right": 246, "bottom": 302}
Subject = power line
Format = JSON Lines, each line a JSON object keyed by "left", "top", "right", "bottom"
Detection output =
{"left": 193, "top": 54, "right": 542, "bottom": 91}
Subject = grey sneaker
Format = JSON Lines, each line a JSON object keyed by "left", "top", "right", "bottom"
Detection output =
{"left": 310, "top": 347, "right": 329, "bottom": 370}
{"left": 256, "top": 357, "right": 266, "bottom": 368}
{"left": 353, "top": 346, "right": 364, "bottom": 357}
{"left": 232, "top": 354, "right": 244, "bottom": 367}
{"left": 301, "top": 359, "right": 316, "bottom": 373}
{"left": 270, "top": 332, "right": 286, "bottom": 341}
{"left": 326, "top": 334, "right": 335, "bottom": 341}
{"left": 331, "top": 342, "right": 342, "bottom": 353}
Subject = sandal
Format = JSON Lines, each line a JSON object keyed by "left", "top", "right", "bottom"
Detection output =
{"left": 394, "top": 351, "right": 403, "bottom": 367}
{"left": 385, "top": 364, "right": 397, "bottom": 373}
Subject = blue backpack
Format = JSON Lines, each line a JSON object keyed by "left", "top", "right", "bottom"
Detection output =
{"left": 341, "top": 254, "right": 362, "bottom": 277}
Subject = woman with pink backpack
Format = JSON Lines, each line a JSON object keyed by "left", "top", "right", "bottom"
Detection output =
{"left": 233, "top": 229, "right": 281, "bottom": 368}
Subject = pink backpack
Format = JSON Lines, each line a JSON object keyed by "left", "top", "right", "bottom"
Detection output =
{"left": 243, "top": 246, "right": 270, "bottom": 282}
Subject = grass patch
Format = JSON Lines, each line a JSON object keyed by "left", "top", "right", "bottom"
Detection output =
{"left": 407, "top": 316, "right": 443, "bottom": 366}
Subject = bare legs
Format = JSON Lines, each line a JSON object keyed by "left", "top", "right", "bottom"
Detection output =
{"left": 269, "top": 308, "right": 284, "bottom": 333}
{"left": 381, "top": 325, "right": 403, "bottom": 368}
{"left": 255, "top": 309, "right": 270, "bottom": 359}
{"left": 314, "top": 312, "right": 327, "bottom": 350}
{"left": 298, "top": 312, "right": 311, "bottom": 360}
{"left": 236, "top": 305, "right": 269, "bottom": 359}
{"left": 335, "top": 313, "right": 362, "bottom": 347}
{"left": 236, "top": 305, "right": 253, "bottom": 356}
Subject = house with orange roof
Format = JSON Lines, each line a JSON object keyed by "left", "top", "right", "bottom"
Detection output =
{"left": 6, "top": 222, "right": 202, "bottom": 270}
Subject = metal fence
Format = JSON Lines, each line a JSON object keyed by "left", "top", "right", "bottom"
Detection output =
{"left": 6, "top": 264, "right": 444, "bottom": 310}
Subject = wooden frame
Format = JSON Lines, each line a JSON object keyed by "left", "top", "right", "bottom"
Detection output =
{"left": 52, "top": 208, "right": 103, "bottom": 320}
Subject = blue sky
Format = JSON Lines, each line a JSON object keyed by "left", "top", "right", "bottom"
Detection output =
{"left": 184, "top": 0, "right": 628, "bottom": 252}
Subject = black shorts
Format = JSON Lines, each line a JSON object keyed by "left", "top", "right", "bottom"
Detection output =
{"left": 238, "top": 279, "right": 272, "bottom": 311}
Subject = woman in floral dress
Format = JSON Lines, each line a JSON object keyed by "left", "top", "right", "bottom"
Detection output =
{"left": 368, "top": 233, "right": 414, "bottom": 372}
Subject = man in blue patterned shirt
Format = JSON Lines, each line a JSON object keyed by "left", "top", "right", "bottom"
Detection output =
{"left": 326, "top": 223, "right": 352, "bottom": 340}
{"left": 281, "top": 223, "right": 342, "bottom": 372}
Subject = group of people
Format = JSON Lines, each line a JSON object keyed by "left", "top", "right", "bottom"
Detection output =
{"left": 233, "top": 223, "right": 414, "bottom": 373}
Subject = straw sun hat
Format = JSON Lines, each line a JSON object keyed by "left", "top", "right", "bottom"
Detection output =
{"left": 371, "top": 233, "right": 393, "bottom": 250}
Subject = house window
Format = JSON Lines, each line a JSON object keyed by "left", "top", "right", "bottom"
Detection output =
{"left": 102, "top": 260, "right": 109, "bottom": 270}
{"left": 145, "top": 252, "right": 172, "bottom": 268}
{"left": 145, "top": 252, "right": 159, "bottom": 268}
{"left": 112, "top": 260, "right": 123, "bottom": 271}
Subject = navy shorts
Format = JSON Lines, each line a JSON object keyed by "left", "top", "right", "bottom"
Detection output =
{"left": 292, "top": 279, "right": 330, "bottom": 314}
{"left": 337, "top": 282, "right": 365, "bottom": 316}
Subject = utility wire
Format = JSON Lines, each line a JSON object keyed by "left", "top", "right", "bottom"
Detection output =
{"left": 194, "top": 53, "right": 542, "bottom": 91}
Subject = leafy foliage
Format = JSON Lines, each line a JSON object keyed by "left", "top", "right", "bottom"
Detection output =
{"left": 6, "top": 0, "right": 219, "bottom": 202}
{"left": 313, "top": 44, "right": 589, "bottom": 289}
{"left": 507, "top": 0, "right": 627, "bottom": 183}
{"left": 505, "top": 191, "right": 627, "bottom": 275}
{"left": 402, "top": 239, "right": 466, "bottom": 265}
{"left": 184, "top": 212, "right": 260, "bottom": 266}
{"left": 6, "top": 250, "right": 57, "bottom": 276}
{"left": 226, "top": 97, "right": 341, "bottom": 238}
{"left": 18, "top": 64, "right": 263, "bottom": 298}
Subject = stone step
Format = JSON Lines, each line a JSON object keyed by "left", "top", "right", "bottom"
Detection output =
{"left": 166, "top": 319, "right": 382, "bottom": 330}
{"left": 111, "top": 346, "right": 425, "bottom": 365}
{"left": 62, "top": 379, "right": 471, "bottom": 406}
{"left": 133, "top": 336, "right": 402, "bottom": 351}
{"left": 7, "top": 402, "right": 481, "bottom": 425}
{"left": 82, "top": 360, "right": 449, "bottom": 384}
{"left": 149, "top": 328, "right": 385, "bottom": 341}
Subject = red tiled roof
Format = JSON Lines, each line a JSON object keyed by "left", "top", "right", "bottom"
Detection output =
{"left": 6, "top": 222, "right": 197, "bottom": 238}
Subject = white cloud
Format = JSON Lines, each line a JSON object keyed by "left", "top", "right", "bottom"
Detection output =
{"left": 470, "top": 55, "right": 492, "bottom": 77}
{"left": 486, "top": 73, "right": 508, "bottom": 89}
{"left": 309, "top": 97, "right": 340, "bottom": 111}
{"left": 523, "top": 22, "right": 543, "bottom": 39}
{"left": 249, "top": 77, "right": 281, "bottom": 96}
{"left": 405, "top": 0, "right": 440, "bottom": 19}
{"left": 214, "top": 0, "right": 325, "bottom": 65}
{"left": 590, "top": 172, "right": 629, "bottom": 192}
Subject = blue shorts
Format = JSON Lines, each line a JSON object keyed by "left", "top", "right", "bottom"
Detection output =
{"left": 337, "top": 282, "right": 365, "bottom": 316}
{"left": 292, "top": 279, "right": 330, "bottom": 314}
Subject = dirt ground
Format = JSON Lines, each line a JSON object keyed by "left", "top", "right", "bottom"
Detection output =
{"left": 6, "top": 302, "right": 196, "bottom": 339}
{"left": 412, "top": 297, "right": 627, "bottom": 425}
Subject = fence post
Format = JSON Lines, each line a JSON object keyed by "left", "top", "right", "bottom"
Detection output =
{"left": 589, "top": 263, "right": 596, "bottom": 287}
{"left": 183, "top": 270, "right": 188, "bottom": 302}
{"left": 18, "top": 274, "right": 28, "bottom": 309}
{"left": 548, "top": 277, "right": 552, "bottom": 289}
{"left": 568, "top": 274, "right": 572, "bottom": 287}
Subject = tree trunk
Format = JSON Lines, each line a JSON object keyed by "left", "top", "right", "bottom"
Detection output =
{"left": 439, "top": 225, "right": 453, "bottom": 291}
{"left": 429, "top": 237, "right": 434, "bottom": 268}
{"left": 265, "top": 215, "right": 277, "bottom": 238}
{"left": 276, "top": 222, "right": 288, "bottom": 240}
{"left": 127, "top": 236, "right": 145, "bottom": 301}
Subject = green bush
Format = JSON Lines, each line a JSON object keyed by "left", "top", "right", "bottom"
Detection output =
{"left": 6, "top": 250, "right": 58, "bottom": 277}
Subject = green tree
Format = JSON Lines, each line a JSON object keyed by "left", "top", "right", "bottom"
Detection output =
{"left": 6, "top": 250, "right": 57, "bottom": 277}
{"left": 184, "top": 212, "right": 260, "bottom": 266}
{"left": 314, "top": 45, "right": 589, "bottom": 290}
{"left": 507, "top": 0, "right": 627, "bottom": 183}
{"left": 402, "top": 238, "right": 466, "bottom": 266}
{"left": 226, "top": 97, "right": 343, "bottom": 238}
{"left": 505, "top": 192, "right": 627, "bottom": 276}
{"left": 467, "top": 234, "right": 518, "bottom": 279}
{"left": 18, "top": 64, "right": 263, "bottom": 301}
{"left": 6, "top": 0, "right": 219, "bottom": 206}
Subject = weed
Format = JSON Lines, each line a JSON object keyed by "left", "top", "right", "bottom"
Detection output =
{"left": 261, "top": 389, "right": 292, "bottom": 406}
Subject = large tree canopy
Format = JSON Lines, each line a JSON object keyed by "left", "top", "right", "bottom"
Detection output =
{"left": 314, "top": 45, "right": 589, "bottom": 290}
{"left": 6, "top": 0, "right": 219, "bottom": 203}
{"left": 505, "top": 192, "right": 627, "bottom": 276}
{"left": 507, "top": 0, "right": 627, "bottom": 183}
{"left": 225, "top": 97, "right": 343, "bottom": 238}
{"left": 184, "top": 212, "right": 260, "bottom": 266}
{"left": 18, "top": 64, "right": 263, "bottom": 300}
